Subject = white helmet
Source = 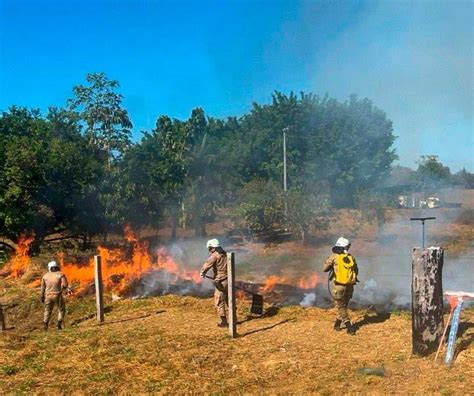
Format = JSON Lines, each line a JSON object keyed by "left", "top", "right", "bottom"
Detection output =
{"left": 206, "top": 238, "right": 221, "bottom": 249}
{"left": 48, "top": 261, "right": 59, "bottom": 271}
{"left": 334, "top": 237, "right": 350, "bottom": 248}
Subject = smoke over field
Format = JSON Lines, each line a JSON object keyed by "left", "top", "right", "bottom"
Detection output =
{"left": 2, "top": 204, "right": 472, "bottom": 311}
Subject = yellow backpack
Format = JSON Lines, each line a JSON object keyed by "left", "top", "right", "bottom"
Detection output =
{"left": 334, "top": 254, "right": 357, "bottom": 285}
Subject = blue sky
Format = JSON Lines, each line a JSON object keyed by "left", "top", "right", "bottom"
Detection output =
{"left": 0, "top": 0, "right": 472, "bottom": 171}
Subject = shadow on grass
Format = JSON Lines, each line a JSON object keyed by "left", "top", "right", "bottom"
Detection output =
{"left": 354, "top": 312, "right": 391, "bottom": 332}
{"left": 455, "top": 332, "right": 474, "bottom": 360}
{"left": 239, "top": 317, "right": 295, "bottom": 338}
{"left": 454, "top": 321, "right": 474, "bottom": 338}
{"left": 70, "top": 305, "right": 114, "bottom": 326}
{"left": 237, "top": 306, "right": 280, "bottom": 325}
{"left": 98, "top": 310, "right": 166, "bottom": 326}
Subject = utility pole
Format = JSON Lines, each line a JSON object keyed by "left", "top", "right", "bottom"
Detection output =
{"left": 282, "top": 127, "right": 288, "bottom": 193}
{"left": 227, "top": 252, "right": 237, "bottom": 338}
{"left": 282, "top": 127, "right": 289, "bottom": 221}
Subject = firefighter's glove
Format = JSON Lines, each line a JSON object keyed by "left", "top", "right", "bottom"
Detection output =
{"left": 200, "top": 272, "right": 206, "bottom": 279}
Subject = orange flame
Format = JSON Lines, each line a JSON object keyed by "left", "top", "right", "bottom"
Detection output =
{"left": 260, "top": 273, "right": 321, "bottom": 293}
{"left": 236, "top": 289, "right": 246, "bottom": 301}
{"left": 298, "top": 274, "right": 320, "bottom": 289}
{"left": 261, "top": 275, "right": 289, "bottom": 292}
{"left": 59, "top": 226, "right": 202, "bottom": 295}
{"left": 8, "top": 234, "right": 34, "bottom": 277}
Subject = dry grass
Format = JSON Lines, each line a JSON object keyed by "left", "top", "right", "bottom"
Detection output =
{"left": 0, "top": 278, "right": 472, "bottom": 395}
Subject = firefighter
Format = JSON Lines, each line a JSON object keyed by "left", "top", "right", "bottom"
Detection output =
{"left": 323, "top": 237, "right": 359, "bottom": 335}
{"left": 41, "top": 261, "right": 69, "bottom": 330}
{"left": 200, "top": 239, "right": 228, "bottom": 327}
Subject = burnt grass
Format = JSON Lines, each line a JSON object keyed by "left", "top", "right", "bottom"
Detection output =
{"left": 0, "top": 278, "right": 473, "bottom": 394}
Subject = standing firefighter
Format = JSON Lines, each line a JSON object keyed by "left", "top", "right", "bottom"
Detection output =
{"left": 323, "top": 237, "right": 359, "bottom": 335}
{"left": 41, "top": 261, "right": 69, "bottom": 330}
{"left": 200, "top": 239, "right": 228, "bottom": 328}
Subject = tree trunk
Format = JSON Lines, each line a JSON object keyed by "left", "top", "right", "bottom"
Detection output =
{"left": 411, "top": 247, "right": 444, "bottom": 356}
{"left": 300, "top": 227, "right": 306, "bottom": 245}
{"left": 0, "top": 241, "right": 16, "bottom": 252}
{"left": 194, "top": 221, "right": 207, "bottom": 238}
{"left": 170, "top": 217, "right": 177, "bottom": 241}
{"left": 181, "top": 201, "right": 186, "bottom": 229}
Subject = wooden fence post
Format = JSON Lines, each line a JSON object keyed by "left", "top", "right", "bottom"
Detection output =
{"left": 412, "top": 247, "right": 444, "bottom": 356}
{"left": 0, "top": 305, "right": 5, "bottom": 332}
{"left": 94, "top": 255, "right": 105, "bottom": 324}
{"left": 227, "top": 252, "right": 237, "bottom": 338}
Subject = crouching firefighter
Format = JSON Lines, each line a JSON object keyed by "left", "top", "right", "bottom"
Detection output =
{"left": 41, "top": 261, "right": 70, "bottom": 330}
{"left": 323, "top": 237, "right": 359, "bottom": 335}
{"left": 200, "top": 239, "right": 229, "bottom": 328}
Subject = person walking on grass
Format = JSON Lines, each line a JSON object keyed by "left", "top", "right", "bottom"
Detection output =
{"left": 323, "top": 237, "right": 359, "bottom": 335}
{"left": 200, "top": 239, "right": 229, "bottom": 328}
{"left": 41, "top": 261, "right": 69, "bottom": 330}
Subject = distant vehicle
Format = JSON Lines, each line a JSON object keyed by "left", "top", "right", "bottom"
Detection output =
{"left": 426, "top": 197, "right": 441, "bottom": 209}
{"left": 398, "top": 194, "right": 461, "bottom": 209}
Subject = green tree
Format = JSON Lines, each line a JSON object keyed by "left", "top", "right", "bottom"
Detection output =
{"left": 182, "top": 109, "right": 232, "bottom": 237}
{"left": 0, "top": 107, "right": 101, "bottom": 249}
{"left": 66, "top": 73, "right": 134, "bottom": 239}
{"left": 67, "top": 72, "right": 132, "bottom": 163}
{"left": 153, "top": 115, "right": 189, "bottom": 239}
{"left": 285, "top": 182, "right": 331, "bottom": 244}
{"left": 236, "top": 179, "right": 284, "bottom": 236}
{"left": 228, "top": 92, "right": 397, "bottom": 208}
{"left": 413, "top": 155, "right": 452, "bottom": 192}
{"left": 452, "top": 167, "right": 474, "bottom": 189}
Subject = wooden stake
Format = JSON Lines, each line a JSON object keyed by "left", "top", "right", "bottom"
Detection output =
{"left": 227, "top": 252, "right": 237, "bottom": 338}
{"left": 411, "top": 247, "right": 444, "bottom": 356}
{"left": 434, "top": 307, "right": 454, "bottom": 362}
{"left": 0, "top": 305, "right": 5, "bottom": 331}
{"left": 94, "top": 255, "right": 105, "bottom": 324}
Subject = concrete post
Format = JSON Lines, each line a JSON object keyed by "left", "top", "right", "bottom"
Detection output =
{"left": 227, "top": 252, "right": 237, "bottom": 338}
{"left": 94, "top": 255, "right": 105, "bottom": 324}
{"left": 411, "top": 247, "right": 444, "bottom": 355}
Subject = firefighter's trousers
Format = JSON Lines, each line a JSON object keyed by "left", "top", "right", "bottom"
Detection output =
{"left": 44, "top": 294, "right": 66, "bottom": 324}
{"left": 214, "top": 279, "right": 228, "bottom": 318}
{"left": 331, "top": 284, "right": 354, "bottom": 323}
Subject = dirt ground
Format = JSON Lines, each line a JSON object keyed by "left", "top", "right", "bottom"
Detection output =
{"left": 0, "top": 279, "right": 472, "bottom": 395}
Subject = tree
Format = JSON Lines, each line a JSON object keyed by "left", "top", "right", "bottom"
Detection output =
{"left": 67, "top": 72, "right": 132, "bottom": 164}
{"left": 152, "top": 115, "right": 189, "bottom": 239}
{"left": 452, "top": 167, "right": 474, "bottom": 189}
{"left": 285, "top": 182, "right": 331, "bottom": 244}
{"left": 227, "top": 92, "right": 397, "bottom": 208}
{"left": 182, "top": 109, "right": 230, "bottom": 237}
{"left": 236, "top": 179, "right": 284, "bottom": 236}
{"left": 413, "top": 155, "right": 452, "bottom": 192}
{"left": 0, "top": 107, "right": 101, "bottom": 249}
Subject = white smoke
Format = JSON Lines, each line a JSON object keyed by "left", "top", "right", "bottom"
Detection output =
{"left": 300, "top": 292, "right": 316, "bottom": 307}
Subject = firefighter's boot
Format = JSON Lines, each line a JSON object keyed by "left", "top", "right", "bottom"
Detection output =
{"left": 43, "top": 322, "right": 48, "bottom": 331}
{"left": 333, "top": 319, "right": 342, "bottom": 331}
{"left": 217, "top": 316, "right": 228, "bottom": 328}
{"left": 345, "top": 321, "right": 356, "bottom": 335}
{"left": 57, "top": 320, "right": 63, "bottom": 330}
